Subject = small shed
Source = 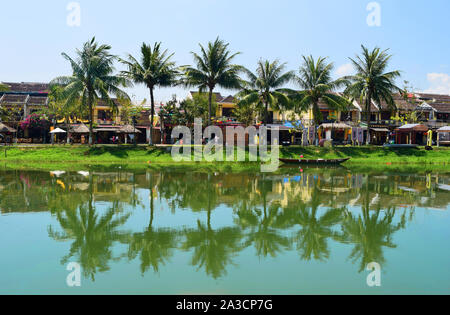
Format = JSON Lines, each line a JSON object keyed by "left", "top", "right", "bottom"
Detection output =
{"left": 437, "top": 126, "right": 450, "bottom": 146}
{"left": 395, "top": 124, "right": 428, "bottom": 145}
{"left": 370, "top": 128, "right": 390, "bottom": 145}
{"left": 319, "top": 123, "right": 352, "bottom": 143}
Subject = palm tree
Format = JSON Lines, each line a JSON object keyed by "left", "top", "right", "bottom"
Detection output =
{"left": 344, "top": 46, "right": 401, "bottom": 144}
{"left": 0, "top": 83, "right": 9, "bottom": 92}
{"left": 237, "top": 60, "right": 294, "bottom": 126}
{"left": 290, "top": 56, "right": 350, "bottom": 126}
{"left": 184, "top": 37, "right": 243, "bottom": 125}
{"left": 51, "top": 37, "right": 130, "bottom": 146}
{"left": 120, "top": 43, "right": 179, "bottom": 145}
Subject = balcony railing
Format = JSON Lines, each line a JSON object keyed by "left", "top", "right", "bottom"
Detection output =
{"left": 97, "top": 119, "right": 114, "bottom": 125}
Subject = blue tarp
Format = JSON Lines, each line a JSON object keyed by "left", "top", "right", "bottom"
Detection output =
{"left": 284, "top": 121, "right": 304, "bottom": 129}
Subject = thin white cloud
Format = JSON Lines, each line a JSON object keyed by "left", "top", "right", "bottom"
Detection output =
{"left": 335, "top": 63, "right": 354, "bottom": 77}
{"left": 423, "top": 73, "right": 450, "bottom": 95}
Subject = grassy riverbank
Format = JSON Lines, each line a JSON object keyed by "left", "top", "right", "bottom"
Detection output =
{"left": 0, "top": 145, "right": 448, "bottom": 172}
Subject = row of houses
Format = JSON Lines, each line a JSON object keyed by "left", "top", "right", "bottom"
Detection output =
{"left": 1, "top": 82, "right": 449, "bottom": 145}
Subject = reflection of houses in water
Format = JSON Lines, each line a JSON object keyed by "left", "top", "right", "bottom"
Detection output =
{"left": 260, "top": 172, "right": 450, "bottom": 211}
{"left": 274, "top": 175, "right": 315, "bottom": 206}
{"left": 1, "top": 170, "right": 450, "bottom": 214}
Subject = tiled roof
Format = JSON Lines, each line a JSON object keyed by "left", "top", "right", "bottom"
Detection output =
{"left": 432, "top": 103, "right": 450, "bottom": 113}
{"left": 96, "top": 99, "right": 122, "bottom": 107}
{"left": 0, "top": 82, "right": 50, "bottom": 109}
{"left": 369, "top": 94, "right": 415, "bottom": 112}
{"left": 190, "top": 91, "right": 224, "bottom": 102}
{"left": 416, "top": 93, "right": 450, "bottom": 102}
{"left": 0, "top": 93, "right": 48, "bottom": 108}
{"left": 1, "top": 94, "right": 28, "bottom": 104}
{"left": 220, "top": 95, "right": 236, "bottom": 103}
{"left": 1, "top": 82, "right": 49, "bottom": 93}
{"left": 27, "top": 96, "right": 48, "bottom": 106}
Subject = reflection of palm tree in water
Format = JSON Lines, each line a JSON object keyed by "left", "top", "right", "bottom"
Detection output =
{"left": 339, "top": 186, "right": 408, "bottom": 272}
{"left": 182, "top": 176, "right": 243, "bottom": 279}
{"left": 127, "top": 179, "right": 177, "bottom": 274}
{"left": 235, "top": 177, "right": 290, "bottom": 258}
{"left": 294, "top": 207, "right": 345, "bottom": 261}
{"left": 279, "top": 183, "right": 345, "bottom": 262}
{"left": 48, "top": 195, "right": 130, "bottom": 281}
{"left": 182, "top": 221, "right": 243, "bottom": 280}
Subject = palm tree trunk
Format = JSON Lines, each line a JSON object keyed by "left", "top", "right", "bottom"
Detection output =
{"left": 149, "top": 189, "right": 154, "bottom": 229}
{"left": 149, "top": 87, "right": 155, "bottom": 145}
{"left": 207, "top": 209, "right": 212, "bottom": 230}
{"left": 312, "top": 102, "right": 321, "bottom": 146}
{"left": 88, "top": 96, "right": 94, "bottom": 146}
{"left": 313, "top": 102, "right": 321, "bottom": 126}
{"left": 65, "top": 118, "right": 70, "bottom": 144}
{"left": 208, "top": 88, "right": 213, "bottom": 126}
{"left": 264, "top": 101, "right": 269, "bottom": 126}
{"left": 133, "top": 118, "right": 137, "bottom": 146}
{"left": 366, "top": 96, "right": 371, "bottom": 145}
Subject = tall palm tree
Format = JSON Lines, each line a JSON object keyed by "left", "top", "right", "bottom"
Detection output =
{"left": 237, "top": 60, "right": 294, "bottom": 126}
{"left": 344, "top": 46, "right": 401, "bottom": 144}
{"left": 184, "top": 37, "right": 243, "bottom": 125}
{"left": 51, "top": 37, "right": 130, "bottom": 146}
{"left": 120, "top": 43, "right": 179, "bottom": 145}
{"left": 290, "top": 55, "right": 350, "bottom": 126}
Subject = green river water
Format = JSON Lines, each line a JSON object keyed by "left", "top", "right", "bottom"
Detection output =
{"left": 0, "top": 167, "right": 449, "bottom": 294}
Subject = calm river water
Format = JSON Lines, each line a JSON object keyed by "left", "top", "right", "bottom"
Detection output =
{"left": 0, "top": 167, "right": 449, "bottom": 294}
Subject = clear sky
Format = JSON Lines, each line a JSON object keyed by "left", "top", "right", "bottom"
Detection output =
{"left": 1, "top": 0, "right": 449, "bottom": 103}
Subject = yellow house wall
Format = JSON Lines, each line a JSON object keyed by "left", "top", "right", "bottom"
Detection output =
{"left": 94, "top": 106, "right": 122, "bottom": 124}
{"left": 216, "top": 102, "right": 236, "bottom": 117}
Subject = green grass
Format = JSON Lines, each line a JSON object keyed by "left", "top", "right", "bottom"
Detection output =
{"left": 280, "top": 146, "right": 450, "bottom": 165}
{"left": 0, "top": 145, "right": 448, "bottom": 171}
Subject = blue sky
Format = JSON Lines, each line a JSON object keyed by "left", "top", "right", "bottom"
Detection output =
{"left": 1, "top": 0, "right": 449, "bottom": 102}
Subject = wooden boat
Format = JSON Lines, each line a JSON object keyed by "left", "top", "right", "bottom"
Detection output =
{"left": 279, "top": 157, "right": 350, "bottom": 165}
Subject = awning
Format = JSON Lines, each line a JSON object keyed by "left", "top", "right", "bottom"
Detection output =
{"left": 319, "top": 123, "right": 352, "bottom": 129}
{"left": 437, "top": 126, "right": 450, "bottom": 132}
{"left": 371, "top": 128, "right": 390, "bottom": 132}
{"left": 49, "top": 128, "right": 67, "bottom": 134}
{"left": 396, "top": 124, "right": 428, "bottom": 132}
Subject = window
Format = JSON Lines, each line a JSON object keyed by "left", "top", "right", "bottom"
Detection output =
{"left": 98, "top": 110, "right": 112, "bottom": 121}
